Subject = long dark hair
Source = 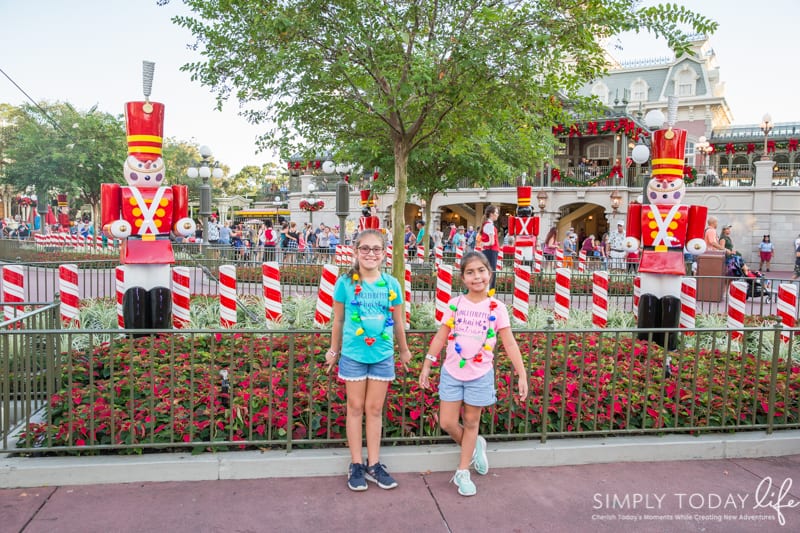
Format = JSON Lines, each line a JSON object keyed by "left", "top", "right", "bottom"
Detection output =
{"left": 544, "top": 226, "right": 558, "bottom": 245}
{"left": 347, "top": 229, "right": 387, "bottom": 280}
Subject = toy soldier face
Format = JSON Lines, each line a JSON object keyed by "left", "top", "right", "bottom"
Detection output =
{"left": 647, "top": 177, "right": 684, "bottom": 205}
{"left": 124, "top": 155, "right": 165, "bottom": 186}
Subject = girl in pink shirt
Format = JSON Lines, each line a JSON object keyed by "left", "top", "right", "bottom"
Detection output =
{"left": 419, "top": 251, "right": 528, "bottom": 497}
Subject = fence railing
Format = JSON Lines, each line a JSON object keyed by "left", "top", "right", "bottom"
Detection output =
{"left": 1, "top": 316, "right": 798, "bottom": 454}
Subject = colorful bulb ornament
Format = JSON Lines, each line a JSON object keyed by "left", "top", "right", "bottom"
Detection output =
{"left": 350, "top": 273, "right": 397, "bottom": 346}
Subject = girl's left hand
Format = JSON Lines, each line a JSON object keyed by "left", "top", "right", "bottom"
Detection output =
{"left": 398, "top": 348, "right": 412, "bottom": 372}
{"left": 517, "top": 376, "right": 529, "bottom": 402}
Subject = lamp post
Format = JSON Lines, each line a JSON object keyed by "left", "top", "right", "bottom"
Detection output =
{"left": 760, "top": 113, "right": 773, "bottom": 161}
{"left": 186, "top": 145, "right": 223, "bottom": 243}
{"left": 609, "top": 189, "right": 622, "bottom": 215}
{"left": 696, "top": 135, "right": 713, "bottom": 176}
{"left": 305, "top": 182, "right": 317, "bottom": 227}
{"left": 631, "top": 109, "right": 666, "bottom": 205}
{"left": 335, "top": 176, "right": 350, "bottom": 243}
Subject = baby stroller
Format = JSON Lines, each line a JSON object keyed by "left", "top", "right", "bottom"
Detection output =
{"left": 726, "top": 255, "right": 772, "bottom": 302}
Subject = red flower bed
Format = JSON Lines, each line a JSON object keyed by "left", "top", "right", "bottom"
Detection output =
{"left": 18, "top": 331, "right": 800, "bottom": 453}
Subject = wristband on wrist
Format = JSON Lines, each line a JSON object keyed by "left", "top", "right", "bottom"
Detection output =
{"left": 326, "top": 350, "right": 339, "bottom": 358}
{"left": 425, "top": 353, "right": 438, "bottom": 363}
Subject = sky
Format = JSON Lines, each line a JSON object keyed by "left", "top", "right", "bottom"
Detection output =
{"left": 1, "top": 0, "right": 798, "bottom": 175}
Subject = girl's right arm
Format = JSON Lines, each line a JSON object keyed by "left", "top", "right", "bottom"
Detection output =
{"left": 326, "top": 300, "right": 345, "bottom": 373}
{"left": 419, "top": 324, "right": 450, "bottom": 389}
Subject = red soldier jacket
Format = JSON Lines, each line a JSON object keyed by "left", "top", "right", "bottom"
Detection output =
{"left": 626, "top": 203, "right": 707, "bottom": 275}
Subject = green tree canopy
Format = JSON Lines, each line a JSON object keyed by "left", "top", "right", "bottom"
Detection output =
{"left": 169, "top": 0, "right": 716, "bottom": 280}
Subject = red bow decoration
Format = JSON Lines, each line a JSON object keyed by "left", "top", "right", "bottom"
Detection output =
{"left": 625, "top": 157, "right": 633, "bottom": 168}
{"left": 586, "top": 121, "right": 599, "bottom": 135}
{"left": 287, "top": 161, "right": 292, "bottom": 169}
{"left": 373, "top": 171, "right": 379, "bottom": 181}
{"left": 746, "top": 143, "right": 755, "bottom": 154}
{"left": 610, "top": 164, "right": 623, "bottom": 179}
{"left": 552, "top": 168, "right": 561, "bottom": 182}
{"left": 315, "top": 160, "right": 321, "bottom": 169}
{"left": 602, "top": 120, "right": 617, "bottom": 132}
{"left": 344, "top": 174, "right": 350, "bottom": 183}
{"left": 568, "top": 124, "right": 582, "bottom": 137}
{"left": 294, "top": 161, "right": 302, "bottom": 169}
{"left": 552, "top": 124, "right": 565, "bottom": 136}
{"left": 623, "top": 120, "right": 636, "bottom": 135}
{"left": 790, "top": 139, "right": 799, "bottom": 152}
{"left": 725, "top": 143, "right": 735, "bottom": 155}
{"left": 767, "top": 140, "right": 776, "bottom": 153}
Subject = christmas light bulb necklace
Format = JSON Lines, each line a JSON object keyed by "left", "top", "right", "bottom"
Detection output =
{"left": 351, "top": 272, "right": 398, "bottom": 346}
{"left": 445, "top": 289, "right": 498, "bottom": 368}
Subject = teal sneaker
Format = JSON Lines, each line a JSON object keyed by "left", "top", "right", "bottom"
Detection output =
{"left": 471, "top": 435, "right": 489, "bottom": 475}
{"left": 451, "top": 469, "right": 476, "bottom": 496}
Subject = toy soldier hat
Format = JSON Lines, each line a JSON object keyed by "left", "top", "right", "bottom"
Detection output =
{"left": 359, "top": 189, "right": 374, "bottom": 207}
{"left": 650, "top": 127, "right": 687, "bottom": 181}
{"left": 516, "top": 185, "right": 532, "bottom": 207}
{"left": 125, "top": 101, "right": 165, "bottom": 162}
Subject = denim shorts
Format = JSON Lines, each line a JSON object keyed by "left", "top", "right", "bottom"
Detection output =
{"left": 338, "top": 355, "right": 395, "bottom": 382}
{"left": 438, "top": 366, "right": 496, "bottom": 407}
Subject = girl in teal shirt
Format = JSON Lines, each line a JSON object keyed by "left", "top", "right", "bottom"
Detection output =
{"left": 326, "top": 229, "right": 411, "bottom": 492}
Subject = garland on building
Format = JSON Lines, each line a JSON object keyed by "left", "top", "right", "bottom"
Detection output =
{"left": 299, "top": 199, "right": 325, "bottom": 212}
{"left": 552, "top": 119, "right": 650, "bottom": 140}
{"left": 716, "top": 138, "right": 799, "bottom": 155}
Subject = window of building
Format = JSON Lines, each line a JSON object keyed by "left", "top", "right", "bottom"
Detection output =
{"left": 591, "top": 82, "right": 609, "bottom": 105}
{"left": 587, "top": 143, "right": 611, "bottom": 160}
{"left": 674, "top": 66, "right": 697, "bottom": 97}
{"left": 630, "top": 79, "right": 648, "bottom": 101}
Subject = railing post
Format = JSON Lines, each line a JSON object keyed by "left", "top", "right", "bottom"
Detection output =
{"left": 540, "top": 317, "right": 554, "bottom": 443}
{"left": 286, "top": 318, "right": 296, "bottom": 452}
{"left": 767, "top": 320, "right": 783, "bottom": 434}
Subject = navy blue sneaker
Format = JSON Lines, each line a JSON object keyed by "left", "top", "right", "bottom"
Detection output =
{"left": 365, "top": 462, "right": 398, "bottom": 489}
{"left": 348, "top": 462, "right": 368, "bottom": 491}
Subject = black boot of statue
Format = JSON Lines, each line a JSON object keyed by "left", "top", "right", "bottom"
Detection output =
{"left": 660, "top": 295, "right": 682, "bottom": 351}
{"left": 123, "top": 287, "right": 150, "bottom": 336}
{"left": 149, "top": 287, "right": 173, "bottom": 331}
{"left": 637, "top": 293, "right": 662, "bottom": 345}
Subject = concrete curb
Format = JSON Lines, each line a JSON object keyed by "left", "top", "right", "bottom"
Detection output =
{"left": 2, "top": 430, "right": 799, "bottom": 488}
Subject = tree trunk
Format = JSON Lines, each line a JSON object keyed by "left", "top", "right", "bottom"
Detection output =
{"left": 391, "top": 137, "right": 410, "bottom": 287}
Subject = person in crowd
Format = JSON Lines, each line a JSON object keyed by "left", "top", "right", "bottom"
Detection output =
{"left": 452, "top": 225, "right": 466, "bottom": 251}
{"left": 418, "top": 251, "right": 528, "bottom": 497}
{"left": 703, "top": 216, "right": 725, "bottom": 252}
{"left": 326, "top": 229, "right": 411, "bottom": 492}
{"left": 608, "top": 221, "right": 627, "bottom": 271}
{"left": 719, "top": 224, "right": 737, "bottom": 256}
{"left": 542, "top": 226, "right": 559, "bottom": 268}
{"left": 562, "top": 231, "right": 576, "bottom": 267}
{"left": 792, "top": 238, "right": 800, "bottom": 281}
{"left": 317, "top": 225, "right": 331, "bottom": 257}
{"left": 758, "top": 234, "right": 773, "bottom": 272}
{"left": 219, "top": 222, "right": 232, "bottom": 246}
{"left": 475, "top": 205, "right": 501, "bottom": 289}
{"left": 465, "top": 225, "right": 476, "bottom": 251}
{"left": 261, "top": 220, "right": 277, "bottom": 261}
{"left": 284, "top": 221, "right": 300, "bottom": 263}
{"left": 328, "top": 225, "right": 340, "bottom": 255}
{"left": 415, "top": 220, "right": 427, "bottom": 258}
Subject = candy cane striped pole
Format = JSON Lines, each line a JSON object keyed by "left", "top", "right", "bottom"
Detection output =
{"left": 514, "top": 248, "right": 524, "bottom": 270}
{"left": 334, "top": 245, "right": 344, "bottom": 266}
{"left": 555, "top": 249, "right": 564, "bottom": 269}
{"left": 172, "top": 266, "right": 191, "bottom": 329}
{"left": 115, "top": 266, "right": 125, "bottom": 328}
{"left": 454, "top": 244, "right": 464, "bottom": 268}
{"left": 434, "top": 245, "right": 443, "bottom": 269}
{"left": 633, "top": 275, "right": 641, "bottom": 321}
{"left": 2, "top": 265, "right": 25, "bottom": 325}
{"left": 416, "top": 242, "right": 425, "bottom": 264}
{"left": 679, "top": 277, "right": 697, "bottom": 334}
{"left": 219, "top": 264, "right": 237, "bottom": 328}
{"left": 314, "top": 264, "right": 339, "bottom": 328}
{"left": 404, "top": 263, "right": 412, "bottom": 330}
{"left": 435, "top": 264, "right": 453, "bottom": 325}
{"left": 533, "top": 246, "right": 543, "bottom": 274}
{"left": 777, "top": 283, "right": 798, "bottom": 344}
{"left": 591, "top": 270, "right": 609, "bottom": 329}
{"left": 727, "top": 280, "right": 747, "bottom": 342}
{"left": 59, "top": 264, "right": 80, "bottom": 327}
{"left": 345, "top": 245, "right": 354, "bottom": 266}
{"left": 513, "top": 265, "right": 531, "bottom": 324}
{"left": 385, "top": 244, "right": 393, "bottom": 268}
{"left": 262, "top": 261, "right": 283, "bottom": 323}
{"left": 577, "top": 250, "right": 587, "bottom": 274}
{"left": 554, "top": 267, "right": 571, "bottom": 321}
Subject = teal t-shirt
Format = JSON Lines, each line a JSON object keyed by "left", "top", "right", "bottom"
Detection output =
{"left": 334, "top": 273, "right": 404, "bottom": 364}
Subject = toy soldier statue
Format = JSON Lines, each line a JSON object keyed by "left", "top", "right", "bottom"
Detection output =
{"left": 507, "top": 186, "right": 540, "bottom": 261}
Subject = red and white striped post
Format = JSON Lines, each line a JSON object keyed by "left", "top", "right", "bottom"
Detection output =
{"left": 727, "top": 280, "right": 747, "bottom": 342}
{"left": 555, "top": 248, "right": 564, "bottom": 269}
{"left": 533, "top": 246, "right": 543, "bottom": 274}
{"left": 633, "top": 275, "right": 641, "bottom": 321}
{"left": 416, "top": 242, "right": 425, "bottom": 264}
{"left": 679, "top": 277, "right": 697, "bottom": 334}
{"left": 404, "top": 263, "right": 412, "bottom": 330}
{"left": 435, "top": 265, "right": 453, "bottom": 325}
{"left": 386, "top": 244, "right": 393, "bottom": 268}
{"left": 514, "top": 248, "right": 524, "bottom": 270}
{"left": 115, "top": 266, "right": 125, "bottom": 329}
{"left": 2, "top": 265, "right": 25, "bottom": 325}
{"left": 58, "top": 264, "right": 80, "bottom": 327}
{"left": 172, "top": 266, "right": 191, "bottom": 329}
{"left": 777, "top": 283, "right": 798, "bottom": 344}
{"left": 334, "top": 245, "right": 344, "bottom": 266}
{"left": 262, "top": 261, "right": 283, "bottom": 323}
{"left": 513, "top": 265, "right": 531, "bottom": 324}
{"left": 314, "top": 264, "right": 339, "bottom": 328}
{"left": 577, "top": 250, "right": 587, "bottom": 274}
{"left": 554, "top": 267, "right": 571, "bottom": 321}
{"left": 496, "top": 248, "right": 504, "bottom": 270}
{"left": 434, "top": 245, "right": 444, "bottom": 269}
{"left": 454, "top": 244, "right": 464, "bottom": 268}
{"left": 591, "top": 270, "right": 609, "bottom": 329}
{"left": 219, "top": 264, "right": 237, "bottom": 328}
{"left": 344, "top": 245, "right": 354, "bottom": 266}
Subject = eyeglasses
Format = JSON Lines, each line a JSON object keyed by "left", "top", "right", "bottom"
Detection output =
{"left": 357, "top": 246, "right": 384, "bottom": 255}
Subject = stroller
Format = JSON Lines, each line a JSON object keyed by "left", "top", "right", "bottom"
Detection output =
{"left": 726, "top": 255, "right": 773, "bottom": 302}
